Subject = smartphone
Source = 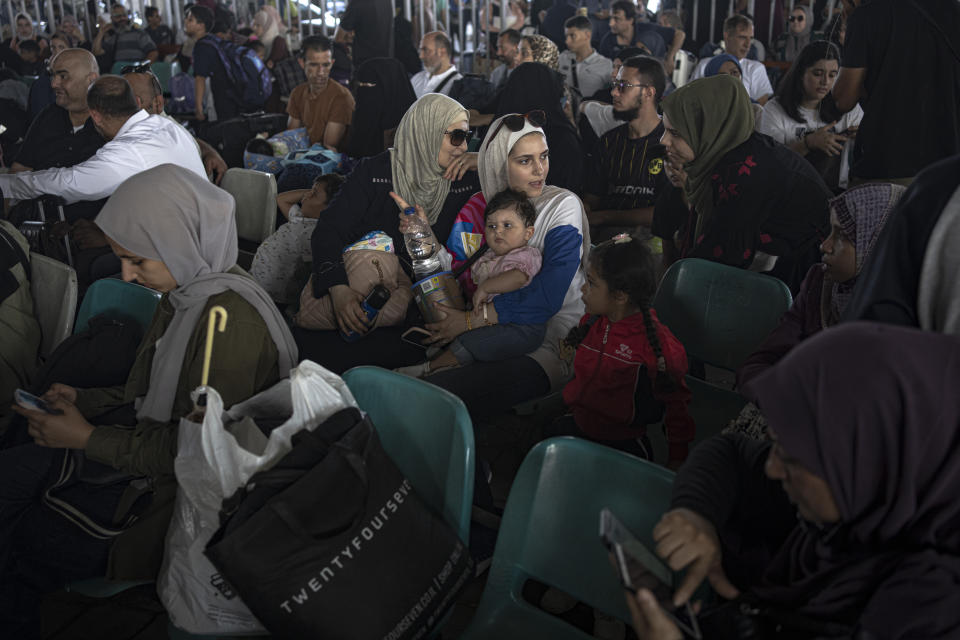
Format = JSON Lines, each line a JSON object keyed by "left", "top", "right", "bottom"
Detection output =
{"left": 401, "top": 326, "right": 433, "bottom": 349}
{"left": 599, "top": 508, "right": 702, "bottom": 639}
{"left": 14, "top": 388, "right": 61, "bottom": 414}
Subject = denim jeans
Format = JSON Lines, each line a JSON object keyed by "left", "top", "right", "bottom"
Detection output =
{"left": 449, "top": 322, "right": 547, "bottom": 366}
{"left": 0, "top": 443, "right": 120, "bottom": 639}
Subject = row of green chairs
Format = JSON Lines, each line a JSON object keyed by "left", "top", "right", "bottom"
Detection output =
{"left": 652, "top": 258, "right": 793, "bottom": 448}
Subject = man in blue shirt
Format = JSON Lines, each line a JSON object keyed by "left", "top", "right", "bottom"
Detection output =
{"left": 185, "top": 5, "right": 242, "bottom": 121}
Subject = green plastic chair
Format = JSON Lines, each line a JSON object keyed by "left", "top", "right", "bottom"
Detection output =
{"left": 653, "top": 259, "right": 793, "bottom": 445}
{"left": 150, "top": 60, "right": 181, "bottom": 94}
{"left": 342, "top": 366, "right": 475, "bottom": 543}
{"left": 460, "top": 437, "right": 675, "bottom": 639}
{"left": 74, "top": 278, "right": 162, "bottom": 335}
{"left": 653, "top": 258, "right": 793, "bottom": 372}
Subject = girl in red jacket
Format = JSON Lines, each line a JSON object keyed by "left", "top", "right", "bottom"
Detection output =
{"left": 556, "top": 234, "right": 695, "bottom": 468}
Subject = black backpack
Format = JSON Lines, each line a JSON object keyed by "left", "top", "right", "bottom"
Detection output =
{"left": 448, "top": 74, "right": 496, "bottom": 111}
{"left": 1, "top": 314, "right": 143, "bottom": 449}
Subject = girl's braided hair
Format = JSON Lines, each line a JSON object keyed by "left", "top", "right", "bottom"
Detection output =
{"left": 563, "top": 235, "right": 675, "bottom": 391}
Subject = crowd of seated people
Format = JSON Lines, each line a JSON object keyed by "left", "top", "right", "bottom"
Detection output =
{"left": 1, "top": 0, "right": 960, "bottom": 637}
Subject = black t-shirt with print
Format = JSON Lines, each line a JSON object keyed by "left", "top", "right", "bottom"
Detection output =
{"left": 842, "top": 0, "right": 960, "bottom": 179}
{"left": 587, "top": 122, "right": 670, "bottom": 212}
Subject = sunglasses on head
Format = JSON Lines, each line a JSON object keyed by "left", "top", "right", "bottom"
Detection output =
{"left": 121, "top": 61, "right": 153, "bottom": 74}
{"left": 444, "top": 128, "right": 474, "bottom": 147}
{"left": 484, "top": 110, "right": 547, "bottom": 150}
{"left": 788, "top": 14, "right": 805, "bottom": 21}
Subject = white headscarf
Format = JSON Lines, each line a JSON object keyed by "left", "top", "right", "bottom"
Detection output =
{"left": 477, "top": 113, "right": 546, "bottom": 201}
{"left": 96, "top": 164, "right": 298, "bottom": 422}
{"left": 253, "top": 6, "right": 286, "bottom": 56}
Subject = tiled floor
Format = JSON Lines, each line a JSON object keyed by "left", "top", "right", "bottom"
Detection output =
{"left": 40, "top": 407, "right": 559, "bottom": 640}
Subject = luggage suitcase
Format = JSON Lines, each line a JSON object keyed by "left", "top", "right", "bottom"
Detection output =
{"left": 199, "top": 112, "right": 288, "bottom": 168}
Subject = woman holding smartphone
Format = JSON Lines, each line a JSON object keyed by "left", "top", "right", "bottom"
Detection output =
{"left": 756, "top": 41, "right": 863, "bottom": 192}
{"left": 627, "top": 324, "right": 960, "bottom": 639}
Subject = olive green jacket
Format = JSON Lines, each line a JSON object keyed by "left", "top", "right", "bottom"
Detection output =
{"left": 76, "top": 289, "right": 281, "bottom": 580}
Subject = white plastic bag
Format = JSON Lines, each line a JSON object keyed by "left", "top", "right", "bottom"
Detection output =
{"left": 158, "top": 360, "right": 358, "bottom": 634}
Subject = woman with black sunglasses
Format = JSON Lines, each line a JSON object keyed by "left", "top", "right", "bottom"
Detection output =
{"left": 294, "top": 93, "right": 481, "bottom": 370}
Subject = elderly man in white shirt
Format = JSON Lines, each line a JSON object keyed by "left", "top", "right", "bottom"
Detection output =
{"left": 411, "top": 31, "right": 463, "bottom": 97}
{"left": 0, "top": 75, "right": 206, "bottom": 204}
{"left": 690, "top": 15, "right": 773, "bottom": 104}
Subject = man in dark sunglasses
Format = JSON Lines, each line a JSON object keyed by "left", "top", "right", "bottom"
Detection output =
{"left": 583, "top": 55, "right": 670, "bottom": 241}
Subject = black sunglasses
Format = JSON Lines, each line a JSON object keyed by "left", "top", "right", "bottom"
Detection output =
{"left": 120, "top": 61, "right": 152, "bottom": 74}
{"left": 444, "top": 128, "right": 474, "bottom": 147}
{"left": 788, "top": 15, "right": 805, "bottom": 22}
{"left": 484, "top": 110, "right": 547, "bottom": 150}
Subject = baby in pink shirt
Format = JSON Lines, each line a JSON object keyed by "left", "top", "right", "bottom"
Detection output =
{"left": 398, "top": 189, "right": 545, "bottom": 377}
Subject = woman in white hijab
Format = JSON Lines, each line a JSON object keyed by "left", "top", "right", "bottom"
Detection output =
{"left": 6, "top": 165, "right": 297, "bottom": 613}
{"left": 252, "top": 5, "right": 290, "bottom": 66}
{"left": 423, "top": 113, "right": 589, "bottom": 418}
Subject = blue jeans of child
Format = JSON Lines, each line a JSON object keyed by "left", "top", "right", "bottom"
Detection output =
{"left": 448, "top": 322, "right": 547, "bottom": 365}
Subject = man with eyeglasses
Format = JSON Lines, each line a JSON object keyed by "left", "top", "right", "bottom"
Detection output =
{"left": 411, "top": 31, "right": 462, "bottom": 98}
{"left": 583, "top": 55, "right": 669, "bottom": 241}
{"left": 286, "top": 35, "right": 355, "bottom": 151}
{"left": 690, "top": 14, "right": 772, "bottom": 104}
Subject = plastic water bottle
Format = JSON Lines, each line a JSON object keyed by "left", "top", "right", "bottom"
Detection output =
{"left": 340, "top": 285, "right": 392, "bottom": 342}
{"left": 402, "top": 207, "right": 441, "bottom": 278}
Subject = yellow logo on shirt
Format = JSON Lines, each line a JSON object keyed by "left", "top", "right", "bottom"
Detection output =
{"left": 648, "top": 158, "right": 664, "bottom": 175}
{"left": 461, "top": 232, "right": 484, "bottom": 257}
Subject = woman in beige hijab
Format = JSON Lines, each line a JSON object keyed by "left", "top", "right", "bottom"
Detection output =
{"left": 252, "top": 6, "right": 290, "bottom": 66}
{"left": 296, "top": 93, "right": 481, "bottom": 371}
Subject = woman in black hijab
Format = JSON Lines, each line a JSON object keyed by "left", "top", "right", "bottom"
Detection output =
{"left": 496, "top": 62, "right": 583, "bottom": 193}
{"left": 344, "top": 57, "right": 417, "bottom": 159}
{"left": 842, "top": 154, "right": 960, "bottom": 331}
{"left": 631, "top": 323, "right": 960, "bottom": 639}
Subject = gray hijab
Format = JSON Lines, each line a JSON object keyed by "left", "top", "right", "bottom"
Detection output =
{"left": 390, "top": 93, "right": 469, "bottom": 224}
{"left": 96, "top": 164, "right": 298, "bottom": 423}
